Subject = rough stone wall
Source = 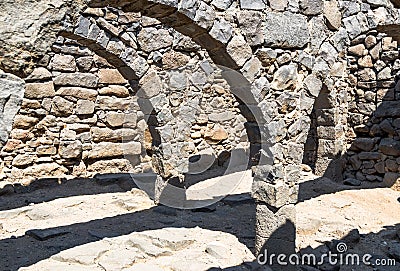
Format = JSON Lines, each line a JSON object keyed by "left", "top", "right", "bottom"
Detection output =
{"left": 0, "top": 0, "right": 85, "bottom": 77}
{"left": 0, "top": 9, "right": 250, "bottom": 184}
{"left": 344, "top": 34, "right": 400, "bottom": 184}
{"left": 1, "top": 0, "right": 400, "bottom": 192}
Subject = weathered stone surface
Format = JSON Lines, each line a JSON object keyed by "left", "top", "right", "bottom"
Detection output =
{"left": 87, "top": 159, "right": 135, "bottom": 173}
{"left": 352, "top": 138, "right": 376, "bottom": 151}
{"left": 0, "top": 73, "right": 25, "bottom": 146}
{"left": 56, "top": 87, "right": 98, "bottom": 101}
{"left": 256, "top": 48, "right": 277, "bottom": 67}
{"left": 169, "top": 71, "right": 188, "bottom": 90}
{"left": 36, "top": 145, "right": 57, "bottom": 155}
{"left": 271, "top": 64, "right": 298, "bottom": 90}
{"left": 59, "top": 140, "right": 82, "bottom": 159}
{"left": 50, "top": 54, "right": 76, "bottom": 72}
{"left": 26, "top": 68, "right": 52, "bottom": 81}
{"left": 375, "top": 101, "right": 400, "bottom": 117}
{"left": 53, "top": 73, "right": 98, "bottom": 87}
{"left": 270, "top": 0, "right": 288, "bottom": 11}
{"left": 13, "top": 115, "right": 39, "bottom": 129}
{"left": 75, "top": 100, "right": 95, "bottom": 115}
{"left": 240, "top": 0, "right": 266, "bottom": 10}
{"left": 304, "top": 74, "right": 322, "bottom": 97}
{"left": 300, "top": 0, "right": 323, "bottom": 15}
{"left": 264, "top": 12, "right": 310, "bottom": 48}
{"left": 138, "top": 70, "right": 163, "bottom": 98}
{"left": 211, "top": 0, "right": 232, "bottom": 10}
{"left": 88, "top": 142, "right": 141, "bottom": 159}
{"left": 162, "top": 51, "right": 190, "bottom": 70}
{"left": 23, "top": 162, "right": 68, "bottom": 177}
{"left": 237, "top": 11, "right": 264, "bottom": 46}
{"left": 12, "top": 154, "right": 37, "bottom": 167}
{"left": 105, "top": 112, "right": 137, "bottom": 128}
{"left": 209, "top": 19, "right": 233, "bottom": 44}
{"left": 91, "top": 127, "right": 138, "bottom": 142}
{"left": 98, "top": 69, "right": 127, "bottom": 84}
{"left": 241, "top": 57, "right": 262, "bottom": 82}
{"left": 204, "top": 125, "right": 228, "bottom": 143}
{"left": 25, "top": 82, "right": 55, "bottom": 99}
{"left": 0, "top": 0, "right": 84, "bottom": 76}
{"left": 99, "top": 85, "right": 130, "bottom": 98}
{"left": 379, "top": 139, "right": 400, "bottom": 156}
{"left": 324, "top": 0, "right": 341, "bottom": 30}
{"left": 96, "top": 96, "right": 131, "bottom": 111}
{"left": 227, "top": 35, "right": 252, "bottom": 67}
{"left": 51, "top": 96, "right": 74, "bottom": 116}
{"left": 138, "top": 28, "right": 173, "bottom": 52}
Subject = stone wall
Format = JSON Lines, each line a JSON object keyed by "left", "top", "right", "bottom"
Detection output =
{"left": 1, "top": 0, "right": 400, "bottom": 257}
{"left": 0, "top": 10, "right": 250, "bottom": 184}
{"left": 344, "top": 33, "right": 400, "bottom": 184}
{"left": 0, "top": 1, "right": 400, "bottom": 190}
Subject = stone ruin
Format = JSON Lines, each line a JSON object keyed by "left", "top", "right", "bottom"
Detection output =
{"left": 1, "top": 0, "right": 400, "bottom": 260}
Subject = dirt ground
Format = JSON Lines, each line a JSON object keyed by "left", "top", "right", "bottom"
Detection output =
{"left": 0, "top": 171, "right": 399, "bottom": 271}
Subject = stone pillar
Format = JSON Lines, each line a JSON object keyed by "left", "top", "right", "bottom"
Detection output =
{"left": 252, "top": 165, "right": 298, "bottom": 271}
{"left": 314, "top": 81, "right": 348, "bottom": 181}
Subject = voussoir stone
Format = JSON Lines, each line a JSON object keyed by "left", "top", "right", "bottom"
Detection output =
{"left": 137, "top": 28, "right": 173, "bottom": 52}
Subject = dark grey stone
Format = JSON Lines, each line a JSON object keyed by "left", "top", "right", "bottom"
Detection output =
{"left": 26, "top": 228, "right": 70, "bottom": 241}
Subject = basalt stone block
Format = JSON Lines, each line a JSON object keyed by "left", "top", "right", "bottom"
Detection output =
{"left": 379, "top": 138, "right": 400, "bottom": 156}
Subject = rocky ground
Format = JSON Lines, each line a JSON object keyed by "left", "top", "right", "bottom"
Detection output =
{"left": 0, "top": 171, "right": 399, "bottom": 271}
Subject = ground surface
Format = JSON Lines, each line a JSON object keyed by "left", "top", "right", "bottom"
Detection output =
{"left": 0, "top": 172, "right": 399, "bottom": 271}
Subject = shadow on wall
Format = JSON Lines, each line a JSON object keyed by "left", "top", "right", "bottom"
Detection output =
{"left": 303, "top": 33, "right": 400, "bottom": 193}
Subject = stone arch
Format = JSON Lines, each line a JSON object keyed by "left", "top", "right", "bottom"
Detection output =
{"left": 87, "top": 0, "right": 241, "bottom": 70}
{"left": 0, "top": 7, "right": 271, "bottom": 206}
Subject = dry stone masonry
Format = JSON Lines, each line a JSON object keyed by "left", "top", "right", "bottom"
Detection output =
{"left": 1, "top": 0, "right": 400, "bottom": 261}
